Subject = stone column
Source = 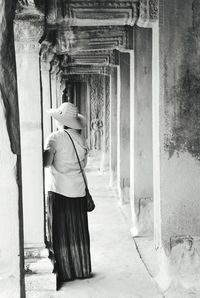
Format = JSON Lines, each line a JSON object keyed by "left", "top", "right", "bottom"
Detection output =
{"left": 117, "top": 52, "right": 130, "bottom": 204}
{"left": 14, "top": 17, "right": 56, "bottom": 292}
{"left": 153, "top": 0, "right": 200, "bottom": 292}
{"left": 100, "top": 75, "right": 110, "bottom": 172}
{"left": 0, "top": 1, "right": 24, "bottom": 297}
{"left": 41, "top": 62, "right": 51, "bottom": 140}
{"left": 131, "top": 27, "right": 153, "bottom": 236}
{"left": 49, "top": 57, "right": 60, "bottom": 131}
{"left": 86, "top": 79, "right": 91, "bottom": 148}
{"left": 109, "top": 67, "right": 118, "bottom": 188}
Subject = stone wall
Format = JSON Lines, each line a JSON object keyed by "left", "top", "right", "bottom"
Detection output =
{"left": 0, "top": 0, "right": 24, "bottom": 297}
{"left": 159, "top": 0, "right": 200, "bottom": 244}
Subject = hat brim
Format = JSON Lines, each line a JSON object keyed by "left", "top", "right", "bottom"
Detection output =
{"left": 47, "top": 108, "right": 86, "bottom": 130}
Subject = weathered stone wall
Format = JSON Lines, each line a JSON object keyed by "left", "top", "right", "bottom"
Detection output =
{"left": 0, "top": 0, "right": 24, "bottom": 297}
{"left": 159, "top": 0, "right": 200, "bottom": 243}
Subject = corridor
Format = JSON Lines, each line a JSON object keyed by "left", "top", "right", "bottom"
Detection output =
{"left": 34, "top": 157, "right": 163, "bottom": 298}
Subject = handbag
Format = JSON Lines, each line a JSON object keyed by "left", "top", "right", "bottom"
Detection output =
{"left": 65, "top": 130, "right": 95, "bottom": 212}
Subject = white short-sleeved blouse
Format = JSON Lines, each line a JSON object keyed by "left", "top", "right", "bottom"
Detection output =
{"left": 45, "top": 129, "right": 88, "bottom": 198}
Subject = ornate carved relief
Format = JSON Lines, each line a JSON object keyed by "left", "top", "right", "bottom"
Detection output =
{"left": 137, "top": 0, "right": 158, "bottom": 28}
{"left": 89, "top": 74, "right": 105, "bottom": 150}
{"left": 15, "top": 0, "right": 45, "bottom": 53}
{"left": 46, "top": 0, "right": 138, "bottom": 26}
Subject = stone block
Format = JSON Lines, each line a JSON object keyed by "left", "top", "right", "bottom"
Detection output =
{"left": 25, "top": 272, "right": 56, "bottom": 292}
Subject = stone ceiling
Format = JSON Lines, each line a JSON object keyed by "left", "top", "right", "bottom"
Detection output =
{"left": 15, "top": 0, "right": 158, "bottom": 71}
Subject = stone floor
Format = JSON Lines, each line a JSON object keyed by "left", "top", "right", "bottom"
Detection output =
{"left": 26, "top": 155, "right": 200, "bottom": 298}
{"left": 27, "top": 158, "right": 163, "bottom": 298}
{"left": 57, "top": 170, "right": 163, "bottom": 298}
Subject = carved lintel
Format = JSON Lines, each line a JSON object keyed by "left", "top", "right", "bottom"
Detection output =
{"left": 45, "top": 26, "right": 130, "bottom": 54}
{"left": 137, "top": 0, "right": 158, "bottom": 28}
{"left": 46, "top": 1, "right": 139, "bottom": 27}
{"left": 62, "top": 74, "right": 89, "bottom": 82}
{"left": 62, "top": 64, "right": 111, "bottom": 76}
{"left": 64, "top": 49, "right": 120, "bottom": 66}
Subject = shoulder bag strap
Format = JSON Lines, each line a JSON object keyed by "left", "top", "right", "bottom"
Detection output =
{"left": 65, "top": 130, "right": 88, "bottom": 188}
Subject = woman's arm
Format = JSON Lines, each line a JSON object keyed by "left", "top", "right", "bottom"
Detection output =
{"left": 43, "top": 149, "right": 54, "bottom": 167}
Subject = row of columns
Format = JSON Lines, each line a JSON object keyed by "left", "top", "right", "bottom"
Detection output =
{"left": 108, "top": 1, "right": 200, "bottom": 292}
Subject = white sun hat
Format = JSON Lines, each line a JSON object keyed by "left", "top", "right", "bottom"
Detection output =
{"left": 47, "top": 102, "right": 86, "bottom": 130}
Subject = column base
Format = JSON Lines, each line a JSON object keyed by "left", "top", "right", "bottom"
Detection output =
{"left": 135, "top": 197, "right": 153, "bottom": 237}
{"left": 155, "top": 236, "right": 200, "bottom": 293}
{"left": 100, "top": 152, "right": 109, "bottom": 172}
{"left": 109, "top": 170, "right": 117, "bottom": 188}
{"left": 118, "top": 186, "right": 130, "bottom": 205}
{"left": 24, "top": 246, "right": 56, "bottom": 292}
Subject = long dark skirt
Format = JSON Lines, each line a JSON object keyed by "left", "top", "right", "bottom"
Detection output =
{"left": 47, "top": 191, "right": 92, "bottom": 282}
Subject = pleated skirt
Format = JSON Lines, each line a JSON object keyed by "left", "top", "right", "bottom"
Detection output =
{"left": 47, "top": 191, "right": 92, "bottom": 282}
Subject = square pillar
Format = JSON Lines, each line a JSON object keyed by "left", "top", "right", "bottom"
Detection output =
{"left": 41, "top": 62, "right": 51, "bottom": 140}
{"left": 131, "top": 27, "right": 153, "bottom": 236}
{"left": 153, "top": 0, "right": 200, "bottom": 291}
{"left": 117, "top": 52, "right": 130, "bottom": 204}
{"left": 110, "top": 67, "right": 118, "bottom": 188}
{"left": 100, "top": 75, "right": 110, "bottom": 172}
{"left": 15, "top": 19, "right": 56, "bottom": 292}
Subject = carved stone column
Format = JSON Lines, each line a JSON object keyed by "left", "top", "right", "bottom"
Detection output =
{"left": 49, "top": 58, "right": 60, "bottom": 131}
{"left": 109, "top": 67, "right": 118, "bottom": 187}
{"left": 0, "top": 1, "right": 24, "bottom": 297}
{"left": 14, "top": 12, "right": 56, "bottom": 292}
{"left": 100, "top": 75, "right": 110, "bottom": 172}
{"left": 117, "top": 52, "right": 130, "bottom": 204}
{"left": 41, "top": 61, "right": 52, "bottom": 140}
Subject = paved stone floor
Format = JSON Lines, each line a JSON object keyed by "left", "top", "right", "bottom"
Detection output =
{"left": 27, "top": 158, "right": 163, "bottom": 298}
{"left": 55, "top": 166, "right": 163, "bottom": 298}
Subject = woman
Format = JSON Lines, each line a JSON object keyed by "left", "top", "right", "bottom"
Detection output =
{"left": 44, "top": 102, "right": 92, "bottom": 288}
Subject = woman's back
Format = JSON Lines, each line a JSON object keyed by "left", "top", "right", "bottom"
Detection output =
{"left": 45, "top": 129, "right": 88, "bottom": 198}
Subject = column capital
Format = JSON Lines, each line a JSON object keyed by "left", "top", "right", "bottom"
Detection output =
{"left": 137, "top": 0, "right": 158, "bottom": 28}
{"left": 14, "top": 3, "right": 44, "bottom": 54}
{"left": 14, "top": 19, "right": 44, "bottom": 53}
